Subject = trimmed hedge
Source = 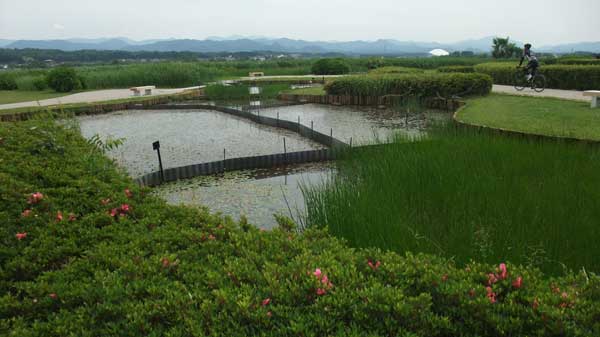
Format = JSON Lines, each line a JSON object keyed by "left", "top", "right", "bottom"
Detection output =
{"left": 557, "top": 58, "right": 600, "bottom": 66}
{"left": 325, "top": 73, "right": 492, "bottom": 97}
{"left": 437, "top": 65, "right": 475, "bottom": 73}
{"left": 369, "top": 66, "right": 423, "bottom": 75}
{"left": 474, "top": 63, "right": 600, "bottom": 90}
{"left": 2, "top": 119, "right": 600, "bottom": 336}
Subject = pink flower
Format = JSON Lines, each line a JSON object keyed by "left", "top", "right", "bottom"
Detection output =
{"left": 487, "top": 273, "right": 498, "bottom": 286}
{"left": 120, "top": 204, "right": 130, "bottom": 213}
{"left": 16, "top": 232, "right": 27, "bottom": 240}
{"left": 367, "top": 260, "right": 381, "bottom": 271}
{"left": 266, "top": 311, "right": 272, "bottom": 317}
{"left": 27, "top": 192, "right": 44, "bottom": 204}
{"left": 22, "top": 209, "right": 32, "bottom": 217}
{"left": 110, "top": 208, "right": 118, "bottom": 217}
{"left": 68, "top": 213, "right": 77, "bottom": 222}
{"left": 561, "top": 292, "right": 568, "bottom": 299}
{"left": 56, "top": 211, "right": 63, "bottom": 222}
{"left": 125, "top": 189, "right": 133, "bottom": 198}
{"left": 262, "top": 298, "right": 271, "bottom": 306}
{"left": 49, "top": 293, "right": 58, "bottom": 299}
{"left": 321, "top": 275, "right": 329, "bottom": 285}
{"left": 313, "top": 268, "right": 322, "bottom": 278}
{"left": 161, "top": 257, "right": 171, "bottom": 268}
{"left": 316, "top": 288, "right": 326, "bottom": 296}
{"left": 512, "top": 276, "right": 523, "bottom": 289}
{"left": 101, "top": 198, "right": 111, "bottom": 205}
{"left": 498, "top": 263, "right": 507, "bottom": 280}
{"left": 208, "top": 234, "right": 216, "bottom": 240}
{"left": 486, "top": 286, "right": 496, "bottom": 303}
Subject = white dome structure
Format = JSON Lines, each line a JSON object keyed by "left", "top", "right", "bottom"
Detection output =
{"left": 429, "top": 49, "right": 450, "bottom": 57}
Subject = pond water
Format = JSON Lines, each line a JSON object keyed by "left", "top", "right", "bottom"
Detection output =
{"left": 258, "top": 103, "right": 450, "bottom": 145}
{"left": 78, "top": 109, "right": 324, "bottom": 177}
{"left": 77, "top": 103, "right": 449, "bottom": 229}
{"left": 154, "top": 162, "right": 333, "bottom": 229}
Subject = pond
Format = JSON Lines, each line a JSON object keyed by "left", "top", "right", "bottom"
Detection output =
{"left": 78, "top": 109, "right": 325, "bottom": 177}
{"left": 154, "top": 162, "right": 333, "bottom": 229}
{"left": 257, "top": 103, "right": 450, "bottom": 145}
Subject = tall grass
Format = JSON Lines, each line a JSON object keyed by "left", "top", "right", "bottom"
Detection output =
{"left": 303, "top": 125, "right": 600, "bottom": 274}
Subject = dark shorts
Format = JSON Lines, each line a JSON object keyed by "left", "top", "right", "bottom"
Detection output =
{"left": 526, "top": 60, "right": 539, "bottom": 75}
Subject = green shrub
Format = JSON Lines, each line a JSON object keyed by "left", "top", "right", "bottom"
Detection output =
{"left": 33, "top": 76, "right": 48, "bottom": 91}
{"left": 311, "top": 58, "right": 351, "bottom": 75}
{"left": 325, "top": 73, "right": 492, "bottom": 98}
{"left": 46, "top": 66, "right": 82, "bottom": 92}
{"left": 15, "top": 75, "right": 48, "bottom": 91}
{"left": 557, "top": 58, "right": 600, "bottom": 66}
{"left": 1, "top": 118, "right": 599, "bottom": 336}
{"left": 474, "top": 63, "right": 600, "bottom": 90}
{"left": 437, "top": 65, "right": 475, "bottom": 73}
{"left": 0, "top": 73, "right": 18, "bottom": 90}
{"left": 368, "top": 66, "right": 423, "bottom": 75}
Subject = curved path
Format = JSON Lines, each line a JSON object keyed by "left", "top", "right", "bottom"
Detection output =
{"left": 0, "top": 86, "right": 203, "bottom": 110}
{"left": 492, "top": 85, "right": 590, "bottom": 102}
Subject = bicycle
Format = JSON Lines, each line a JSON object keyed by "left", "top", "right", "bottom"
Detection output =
{"left": 514, "top": 67, "right": 546, "bottom": 93}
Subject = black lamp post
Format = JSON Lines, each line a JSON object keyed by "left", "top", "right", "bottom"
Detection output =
{"left": 152, "top": 141, "right": 165, "bottom": 183}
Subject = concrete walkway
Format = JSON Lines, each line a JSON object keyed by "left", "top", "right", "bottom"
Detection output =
{"left": 0, "top": 86, "right": 203, "bottom": 110}
{"left": 492, "top": 85, "right": 590, "bottom": 102}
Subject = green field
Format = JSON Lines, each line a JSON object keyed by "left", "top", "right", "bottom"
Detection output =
{"left": 0, "top": 90, "right": 73, "bottom": 104}
{"left": 457, "top": 94, "right": 600, "bottom": 140}
{"left": 304, "top": 125, "right": 600, "bottom": 275}
{"left": 282, "top": 85, "right": 326, "bottom": 95}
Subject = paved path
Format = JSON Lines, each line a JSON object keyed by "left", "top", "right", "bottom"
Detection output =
{"left": 492, "top": 85, "right": 590, "bottom": 102}
{"left": 0, "top": 86, "right": 203, "bottom": 110}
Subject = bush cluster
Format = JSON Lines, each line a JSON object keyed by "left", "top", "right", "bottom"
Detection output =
{"left": 437, "top": 65, "right": 476, "bottom": 73}
{"left": 474, "top": 63, "right": 600, "bottom": 90}
{"left": 311, "top": 58, "right": 351, "bottom": 75}
{"left": 325, "top": 73, "right": 492, "bottom": 98}
{"left": 0, "top": 72, "right": 18, "bottom": 90}
{"left": 46, "top": 66, "right": 84, "bottom": 92}
{"left": 556, "top": 58, "right": 600, "bottom": 66}
{"left": 368, "top": 66, "right": 423, "bottom": 75}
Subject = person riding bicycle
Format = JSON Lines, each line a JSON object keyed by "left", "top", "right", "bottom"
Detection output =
{"left": 517, "top": 43, "right": 539, "bottom": 81}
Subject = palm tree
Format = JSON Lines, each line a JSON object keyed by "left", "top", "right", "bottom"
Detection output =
{"left": 492, "top": 37, "right": 521, "bottom": 58}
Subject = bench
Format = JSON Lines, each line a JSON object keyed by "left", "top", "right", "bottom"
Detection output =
{"left": 130, "top": 85, "right": 156, "bottom": 97}
{"left": 583, "top": 90, "right": 600, "bottom": 108}
{"left": 248, "top": 72, "right": 264, "bottom": 77}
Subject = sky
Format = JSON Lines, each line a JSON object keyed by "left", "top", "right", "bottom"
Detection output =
{"left": 1, "top": 0, "right": 599, "bottom": 45}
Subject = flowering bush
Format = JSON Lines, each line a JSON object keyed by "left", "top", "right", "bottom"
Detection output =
{"left": 0, "top": 119, "right": 599, "bottom": 336}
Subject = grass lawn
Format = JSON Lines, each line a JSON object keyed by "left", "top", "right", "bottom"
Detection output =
{"left": 282, "top": 85, "right": 326, "bottom": 95}
{"left": 456, "top": 94, "right": 600, "bottom": 140}
{"left": 0, "top": 90, "right": 73, "bottom": 105}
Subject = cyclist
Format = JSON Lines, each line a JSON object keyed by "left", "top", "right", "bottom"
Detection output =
{"left": 517, "top": 43, "right": 539, "bottom": 81}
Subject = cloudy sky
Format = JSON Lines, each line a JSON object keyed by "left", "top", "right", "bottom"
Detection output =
{"left": 1, "top": 0, "right": 598, "bottom": 45}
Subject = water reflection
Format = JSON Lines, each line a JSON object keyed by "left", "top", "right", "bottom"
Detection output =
{"left": 78, "top": 109, "right": 324, "bottom": 177}
{"left": 154, "top": 162, "right": 333, "bottom": 229}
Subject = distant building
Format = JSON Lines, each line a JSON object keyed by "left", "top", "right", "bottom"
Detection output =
{"left": 1, "top": 64, "right": 8, "bottom": 70}
{"left": 429, "top": 49, "right": 450, "bottom": 57}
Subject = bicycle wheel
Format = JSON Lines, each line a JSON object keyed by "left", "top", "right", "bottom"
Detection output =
{"left": 514, "top": 71, "right": 527, "bottom": 91}
{"left": 532, "top": 74, "right": 546, "bottom": 93}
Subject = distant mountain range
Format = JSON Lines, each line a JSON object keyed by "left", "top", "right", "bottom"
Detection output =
{"left": 1, "top": 36, "right": 599, "bottom": 54}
